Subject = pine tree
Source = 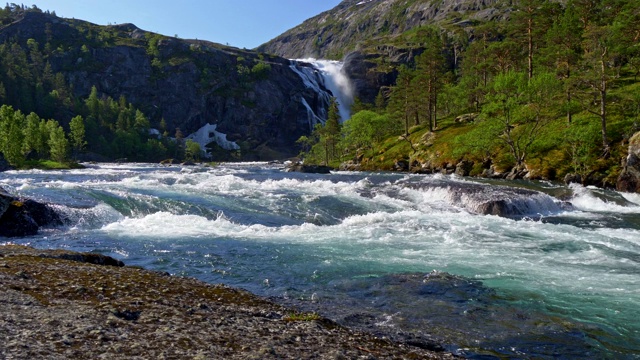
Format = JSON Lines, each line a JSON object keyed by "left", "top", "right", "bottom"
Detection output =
{"left": 543, "top": 4, "right": 583, "bottom": 123}
{"left": 69, "top": 115, "right": 86, "bottom": 157}
{"left": 322, "top": 97, "right": 342, "bottom": 164}
{"left": 0, "top": 107, "right": 26, "bottom": 166}
{"left": 414, "top": 27, "right": 447, "bottom": 132}
{"left": 22, "top": 112, "right": 41, "bottom": 156}
{"left": 388, "top": 65, "right": 416, "bottom": 136}
{"left": 48, "top": 120, "right": 68, "bottom": 162}
{"left": 579, "top": 17, "right": 617, "bottom": 154}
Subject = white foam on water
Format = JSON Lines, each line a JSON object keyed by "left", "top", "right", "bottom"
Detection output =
{"left": 58, "top": 203, "right": 124, "bottom": 229}
{"left": 97, "top": 201, "right": 640, "bottom": 310}
{"left": 570, "top": 183, "right": 640, "bottom": 213}
{"left": 593, "top": 227, "right": 640, "bottom": 247}
{"left": 621, "top": 191, "right": 640, "bottom": 205}
{"left": 102, "top": 212, "right": 242, "bottom": 238}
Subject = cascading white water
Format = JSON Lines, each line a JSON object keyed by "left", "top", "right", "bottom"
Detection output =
{"left": 302, "top": 59, "right": 354, "bottom": 122}
{"left": 290, "top": 58, "right": 354, "bottom": 126}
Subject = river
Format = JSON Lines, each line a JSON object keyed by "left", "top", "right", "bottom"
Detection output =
{"left": 1, "top": 162, "right": 639, "bottom": 358}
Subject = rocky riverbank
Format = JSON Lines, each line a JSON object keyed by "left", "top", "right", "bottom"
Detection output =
{"left": 0, "top": 245, "right": 453, "bottom": 359}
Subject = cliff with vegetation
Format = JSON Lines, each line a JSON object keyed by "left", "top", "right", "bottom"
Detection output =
{"left": 0, "top": 5, "right": 328, "bottom": 164}
{"left": 293, "top": 0, "right": 640, "bottom": 191}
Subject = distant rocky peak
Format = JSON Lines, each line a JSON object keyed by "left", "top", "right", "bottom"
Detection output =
{"left": 257, "top": 0, "right": 506, "bottom": 60}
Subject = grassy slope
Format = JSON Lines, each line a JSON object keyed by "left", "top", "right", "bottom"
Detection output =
{"left": 352, "top": 72, "right": 638, "bottom": 187}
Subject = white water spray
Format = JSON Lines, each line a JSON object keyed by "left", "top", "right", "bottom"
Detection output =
{"left": 290, "top": 58, "right": 354, "bottom": 125}
{"left": 303, "top": 59, "right": 354, "bottom": 122}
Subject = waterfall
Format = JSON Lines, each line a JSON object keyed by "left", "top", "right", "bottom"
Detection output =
{"left": 305, "top": 59, "right": 354, "bottom": 122}
{"left": 289, "top": 58, "right": 354, "bottom": 128}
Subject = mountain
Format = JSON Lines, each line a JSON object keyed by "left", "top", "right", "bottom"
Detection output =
{"left": 258, "top": 0, "right": 510, "bottom": 104}
{"left": 257, "top": 0, "right": 508, "bottom": 60}
{"left": 0, "top": 8, "right": 331, "bottom": 161}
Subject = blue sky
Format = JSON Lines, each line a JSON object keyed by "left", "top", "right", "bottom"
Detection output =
{"left": 30, "top": 1, "right": 343, "bottom": 49}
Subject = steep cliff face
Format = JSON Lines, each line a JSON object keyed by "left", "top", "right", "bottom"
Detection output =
{"left": 257, "top": 0, "right": 508, "bottom": 60}
{"left": 0, "top": 11, "right": 330, "bottom": 160}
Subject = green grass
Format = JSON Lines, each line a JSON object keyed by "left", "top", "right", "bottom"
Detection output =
{"left": 283, "top": 312, "right": 322, "bottom": 322}
{"left": 21, "top": 160, "right": 85, "bottom": 170}
{"left": 353, "top": 69, "right": 639, "bottom": 185}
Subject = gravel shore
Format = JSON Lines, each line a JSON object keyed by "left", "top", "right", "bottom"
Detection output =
{"left": 0, "top": 245, "right": 453, "bottom": 359}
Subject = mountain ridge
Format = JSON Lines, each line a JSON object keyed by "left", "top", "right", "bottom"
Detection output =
{"left": 257, "top": 0, "right": 508, "bottom": 60}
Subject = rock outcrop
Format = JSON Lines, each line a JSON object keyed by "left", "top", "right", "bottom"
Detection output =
{"left": 285, "top": 163, "right": 333, "bottom": 174}
{"left": 0, "top": 187, "right": 63, "bottom": 237}
{"left": 617, "top": 132, "right": 640, "bottom": 193}
{"left": 342, "top": 49, "right": 413, "bottom": 104}
{"left": 400, "top": 181, "right": 566, "bottom": 217}
{"left": 258, "top": 0, "right": 507, "bottom": 60}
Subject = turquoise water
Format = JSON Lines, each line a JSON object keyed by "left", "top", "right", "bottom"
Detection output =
{"left": 1, "top": 163, "right": 639, "bottom": 358}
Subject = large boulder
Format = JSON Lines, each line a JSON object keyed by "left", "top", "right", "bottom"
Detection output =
{"left": 0, "top": 187, "right": 63, "bottom": 237}
{"left": 285, "top": 163, "right": 333, "bottom": 174}
{"left": 617, "top": 132, "right": 640, "bottom": 193}
{"left": 400, "top": 181, "right": 567, "bottom": 217}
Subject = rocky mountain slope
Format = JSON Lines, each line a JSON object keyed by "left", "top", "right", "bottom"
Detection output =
{"left": 0, "top": 10, "right": 330, "bottom": 160}
{"left": 258, "top": 0, "right": 510, "bottom": 105}
{"left": 257, "top": 0, "right": 508, "bottom": 60}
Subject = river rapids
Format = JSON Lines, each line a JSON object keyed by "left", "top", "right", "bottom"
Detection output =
{"left": 1, "top": 162, "right": 639, "bottom": 358}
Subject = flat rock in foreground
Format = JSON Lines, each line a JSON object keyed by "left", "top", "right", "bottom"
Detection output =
{"left": 0, "top": 245, "right": 451, "bottom": 359}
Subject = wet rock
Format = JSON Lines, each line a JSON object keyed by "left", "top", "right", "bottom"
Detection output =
{"left": 564, "top": 173, "right": 583, "bottom": 185}
{"left": 0, "top": 188, "right": 63, "bottom": 238}
{"left": 285, "top": 163, "right": 333, "bottom": 174}
{"left": 39, "top": 252, "right": 124, "bottom": 267}
{"left": 441, "top": 162, "right": 456, "bottom": 175}
{"left": 617, "top": 132, "right": 640, "bottom": 193}
{"left": 339, "top": 160, "right": 361, "bottom": 171}
{"left": 454, "top": 160, "right": 474, "bottom": 177}
{"left": 112, "top": 309, "right": 141, "bottom": 321}
{"left": 413, "top": 160, "right": 435, "bottom": 174}
{"left": 481, "top": 165, "right": 505, "bottom": 179}
{"left": 400, "top": 180, "right": 566, "bottom": 217}
{"left": 393, "top": 159, "right": 410, "bottom": 172}
{"left": 505, "top": 165, "right": 528, "bottom": 180}
{"left": 0, "top": 206, "right": 39, "bottom": 237}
